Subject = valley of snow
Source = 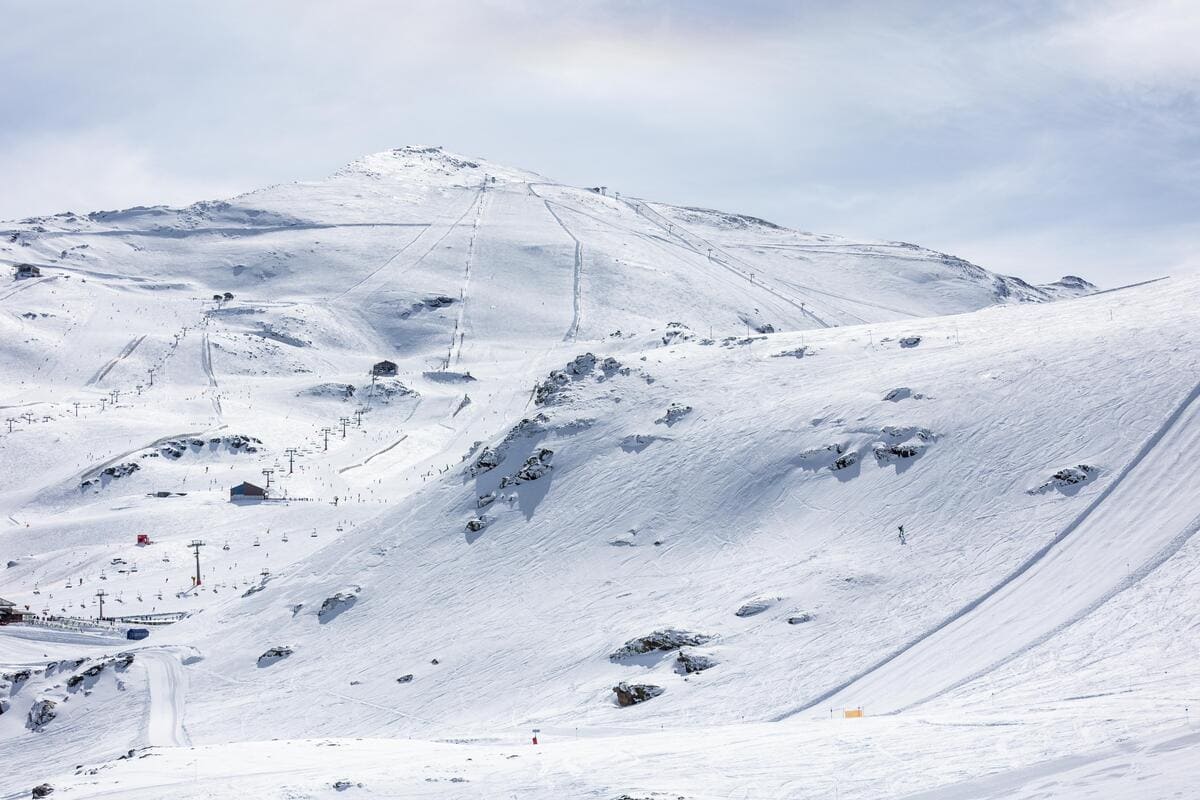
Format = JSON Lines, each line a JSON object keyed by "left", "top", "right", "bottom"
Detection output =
{"left": 1, "top": 146, "right": 1196, "bottom": 799}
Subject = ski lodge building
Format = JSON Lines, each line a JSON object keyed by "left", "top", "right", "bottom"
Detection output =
{"left": 230, "top": 481, "right": 266, "bottom": 501}
{"left": 13, "top": 264, "right": 41, "bottom": 279}
{"left": 372, "top": 360, "right": 398, "bottom": 377}
{"left": 0, "top": 597, "right": 25, "bottom": 625}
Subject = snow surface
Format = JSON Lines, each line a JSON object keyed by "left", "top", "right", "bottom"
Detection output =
{"left": 1, "top": 146, "right": 1195, "bottom": 798}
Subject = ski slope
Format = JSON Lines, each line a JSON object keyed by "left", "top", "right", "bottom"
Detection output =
{"left": 141, "top": 649, "right": 190, "bottom": 748}
{"left": 1, "top": 146, "right": 1195, "bottom": 799}
{"left": 788, "top": 375, "right": 1200, "bottom": 716}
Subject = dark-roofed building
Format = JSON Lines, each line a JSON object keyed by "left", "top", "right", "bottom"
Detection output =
{"left": 230, "top": 481, "right": 266, "bottom": 501}
{"left": 0, "top": 596, "right": 25, "bottom": 625}
{"left": 372, "top": 360, "right": 398, "bottom": 377}
{"left": 14, "top": 264, "right": 41, "bottom": 279}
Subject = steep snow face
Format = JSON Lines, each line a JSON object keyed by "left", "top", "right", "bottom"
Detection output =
{"left": 6, "top": 147, "right": 1196, "bottom": 799}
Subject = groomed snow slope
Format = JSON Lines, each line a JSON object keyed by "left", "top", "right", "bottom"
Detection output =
{"left": 150, "top": 273, "right": 1198, "bottom": 738}
{"left": 1, "top": 147, "right": 1193, "bottom": 798}
{"left": 11, "top": 274, "right": 1200, "bottom": 800}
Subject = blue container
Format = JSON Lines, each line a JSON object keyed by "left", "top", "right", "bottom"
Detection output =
{"left": 126, "top": 628, "right": 150, "bottom": 640}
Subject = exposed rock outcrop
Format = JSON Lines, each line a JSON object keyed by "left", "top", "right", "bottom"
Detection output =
{"left": 468, "top": 415, "right": 549, "bottom": 476}
{"left": 674, "top": 651, "right": 717, "bottom": 674}
{"left": 26, "top": 698, "right": 57, "bottom": 730}
{"left": 609, "top": 629, "right": 714, "bottom": 661}
{"left": 735, "top": 597, "right": 779, "bottom": 617}
{"left": 257, "top": 646, "right": 293, "bottom": 667}
{"left": 613, "top": 682, "right": 665, "bottom": 706}
{"left": 1029, "top": 464, "right": 1100, "bottom": 494}
{"left": 654, "top": 403, "right": 693, "bottom": 426}
{"left": 883, "top": 387, "right": 925, "bottom": 402}
{"left": 499, "top": 448, "right": 553, "bottom": 487}
{"left": 318, "top": 591, "right": 358, "bottom": 623}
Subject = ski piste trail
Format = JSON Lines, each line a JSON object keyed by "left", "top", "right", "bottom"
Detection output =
{"left": 2, "top": 146, "right": 1195, "bottom": 799}
{"left": 141, "top": 649, "right": 191, "bottom": 748}
{"left": 782, "top": 372, "right": 1200, "bottom": 717}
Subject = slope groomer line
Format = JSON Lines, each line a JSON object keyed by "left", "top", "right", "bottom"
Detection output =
{"left": 332, "top": 184, "right": 486, "bottom": 302}
{"left": 201, "top": 330, "right": 218, "bottom": 388}
{"left": 528, "top": 183, "right": 786, "bottom": 320}
{"left": 621, "top": 196, "right": 840, "bottom": 327}
{"left": 541, "top": 201, "right": 584, "bottom": 342}
{"left": 526, "top": 182, "right": 817, "bottom": 328}
{"left": 447, "top": 180, "right": 490, "bottom": 366}
{"left": 526, "top": 184, "right": 585, "bottom": 342}
{"left": 775, "top": 375, "right": 1200, "bottom": 719}
{"left": 535, "top": 189, "right": 781, "bottom": 321}
{"left": 86, "top": 335, "right": 147, "bottom": 386}
{"left": 0, "top": 274, "right": 55, "bottom": 302}
{"left": 141, "top": 649, "right": 192, "bottom": 748}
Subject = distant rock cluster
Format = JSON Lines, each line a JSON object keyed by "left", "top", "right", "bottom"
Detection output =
{"left": 80, "top": 461, "right": 140, "bottom": 488}
{"left": 533, "top": 353, "right": 625, "bottom": 406}
{"left": 609, "top": 629, "right": 714, "bottom": 661}
{"left": 654, "top": 403, "right": 693, "bottom": 426}
{"left": 872, "top": 426, "right": 936, "bottom": 465}
{"left": 883, "top": 387, "right": 926, "bottom": 402}
{"left": 500, "top": 448, "right": 553, "bottom": 487}
{"left": 400, "top": 294, "right": 456, "bottom": 318}
{"left": 1029, "top": 464, "right": 1100, "bottom": 494}
{"left": 469, "top": 415, "right": 550, "bottom": 477}
{"left": 150, "top": 434, "right": 263, "bottom": 461}
{"left": 257, "top": 646, "right": 293, "bottom": 667}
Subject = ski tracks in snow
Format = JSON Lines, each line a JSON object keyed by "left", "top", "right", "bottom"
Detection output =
{"left": 542, "top": 202, "right": 583, "bottom": 342}
{"left": 140, "top": 649, "right": 191, "bottom": 748}
{"left": 622, "top": 197, "right": 840, "bottom": 328}
{"left": 446, "top": 182, "right": 490, "bottom": 366}
{"left": 201, "top": 329, "right": 223, "bottom": 421}
{"left": 0, "top": 274, "right": 56, "bottom": 303}
{"left": 86, "top": 335, "right": 147, "bottom": 387}
{"left": 527, "top": 185, "right": 583, "bottom": 342}
{"left": 777, "top": 378, "right": 1200, "bottom": 718}
{"left": 332, "top": 185, "right": 485, "bottom": 304}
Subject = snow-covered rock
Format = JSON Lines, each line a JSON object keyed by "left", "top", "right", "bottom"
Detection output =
{"left": 612, "top": 682, "right": 665, "bottom": 706}
{"left": 257, "top": 647, "right": 294, "bottom": 667}
{"left": 26, "top": 699, "right": 57, "bottom": 730}
{"left": 609, "top": 629, "right": 714, "bottom": 661}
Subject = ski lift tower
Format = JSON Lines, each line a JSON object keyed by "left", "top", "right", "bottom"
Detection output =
{"left": 188, "top": 540, "right": 206, "bottom": 587}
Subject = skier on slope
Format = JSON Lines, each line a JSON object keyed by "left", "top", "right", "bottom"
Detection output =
{"left": 897, "top": 525, "right": 907, "bottom": 545}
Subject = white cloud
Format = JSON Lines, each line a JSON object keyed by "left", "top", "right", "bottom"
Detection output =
{"left": 1047, "top": 0, "right": 1200, "bottom": 87}
{"left": 0, "top": 2, "right": 1194, "bottom": 286}
{"left": 0, "top": 129, "right": 242, "bottom": 219}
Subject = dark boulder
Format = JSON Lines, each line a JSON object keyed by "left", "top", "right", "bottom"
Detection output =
{"left": 674, "top": 651, "right": 716, "bottom": 674}
{"left": 257, "top": 646, "right": 293, "bottom": 667}
{"left": 613, "top": 682, "right": 664, "bottom": 706}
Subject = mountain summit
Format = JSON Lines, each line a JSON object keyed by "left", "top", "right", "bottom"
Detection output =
{"left": 7, "top": 148, "right": 1192, "bottom": 800}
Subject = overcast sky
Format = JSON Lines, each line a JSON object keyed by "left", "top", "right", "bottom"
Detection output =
{"left": 2, "top": 0, "right": 1197, "bottom": 286}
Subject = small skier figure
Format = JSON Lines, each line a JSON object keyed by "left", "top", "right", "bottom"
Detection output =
{"left": 897, "top": 525, "right": 907, "bottom": 545}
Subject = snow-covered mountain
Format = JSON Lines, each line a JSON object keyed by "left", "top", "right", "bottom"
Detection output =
{"left": 3, "top": 147, "right": 1196, "bottom": 800}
